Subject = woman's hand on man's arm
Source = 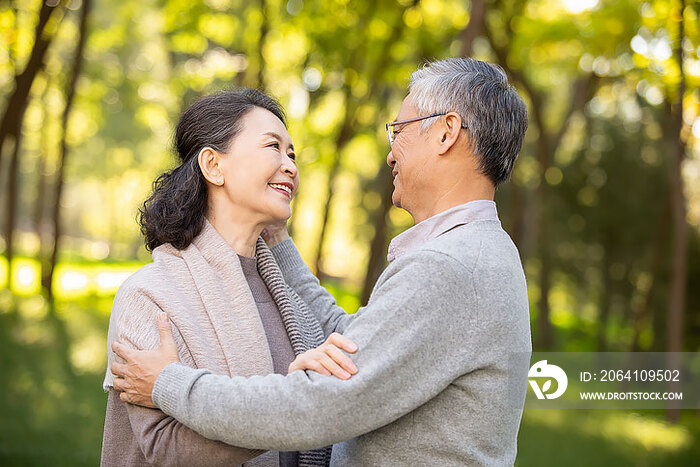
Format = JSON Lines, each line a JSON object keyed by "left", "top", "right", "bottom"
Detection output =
{"left": 288, "top": 332, "right": 359, "bottom": 380}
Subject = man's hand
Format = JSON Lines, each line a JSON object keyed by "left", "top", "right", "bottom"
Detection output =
{"left": 289, "top": 332, "right": 358, "bottom": 380}
{"left": 261, "top": 220, "right": 290, "bottom": 247}
{"left": 111, "top": 312, "right": 180, "bottom": 408}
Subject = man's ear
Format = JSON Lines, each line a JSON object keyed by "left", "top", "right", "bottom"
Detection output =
{"left": 436, "top": 112, "right": 463, "bottom": 155}
{"left": 198, "top": 147, "right": 224, "bottom": 186}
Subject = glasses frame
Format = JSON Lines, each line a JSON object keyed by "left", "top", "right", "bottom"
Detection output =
{"left": 385, "top": 112, "right": 467, "bottom": 146}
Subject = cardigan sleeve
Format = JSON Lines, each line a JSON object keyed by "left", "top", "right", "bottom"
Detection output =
{"left": 269, "top": 238, "right": 356, "bottom": 336}
{"left": 108, "top": 285, "right": 268, "bottom": 465}
{"left": 125, "top": 400, "right": 266, "bottom": 466}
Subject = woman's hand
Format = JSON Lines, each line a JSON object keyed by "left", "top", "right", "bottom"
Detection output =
{"left": 261, "top": 220, "right": 290, "bottom": 247}
{"left": 289, "top": 332, "right": 359, "bottom": 380}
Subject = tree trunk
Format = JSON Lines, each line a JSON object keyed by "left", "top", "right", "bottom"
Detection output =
{"left": 532, "top": 102, "right": 555, "bottom": 350}
{"left": 484, "top": 11, "right": 599, "bottom": 350}
{"left": 312, "top": 0, "right": 417, "bottom": 279}
{"left": 256, "top": 0, "right": 268, "bottom": 90}
{"left": 666, "top": 0, "right": 687, "bottom": 423}
{"left": 0, "top": 1, "right": 60, "bottom": 180}
{"left": 597, "top": 243, "right": 612, "bottom": 352}
{"left": 34, "top": 83, "right": 54, "bottom": 292}
{"left": 3, "top": 138, "right": 20, "bottom": 287}
{"left": 312, "top": 102, "right": 355, "bottom": 279}
{"left": 630, "top": 199, "right": 670, "bottom": 352}
{"left": 360, "top": 166, "right": 395, "bottom": 306}
{"left": 460, "top": 0, "right": 486, "bottom": 57}
{"left": 45, "top": 0, "right": 91, "bottom": 301}
{"left": 1, "top": 1, "right": 64, "bottom": 278}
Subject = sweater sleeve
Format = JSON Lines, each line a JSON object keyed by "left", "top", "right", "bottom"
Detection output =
{"left": 269, "top": 238, "right": 355, "bottom": 336}
{"left": 125, "top": 399, "right": 266, "bottom": 466}
{"left": 110, "top": 286, "right": 268, "bottom": 465}
{"left": 152, "top": 249, "right": 488, "bottom": 451}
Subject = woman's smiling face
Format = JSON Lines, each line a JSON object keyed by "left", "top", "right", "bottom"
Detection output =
{"left": 215, "top": 106, "right": 299, "bottom": 225}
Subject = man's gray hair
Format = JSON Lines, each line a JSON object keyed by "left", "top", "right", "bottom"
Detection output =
{"left": 409, "top": 58, "right": 528, "bottom": 186}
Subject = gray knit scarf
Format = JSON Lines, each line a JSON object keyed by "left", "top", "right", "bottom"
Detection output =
{"left": 255, "top": 237, "right": 333, "bottom": 467}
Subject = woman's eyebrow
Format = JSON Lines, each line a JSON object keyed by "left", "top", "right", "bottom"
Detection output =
{"left": 262, "top": 131, "right": 294, "bottom": 151}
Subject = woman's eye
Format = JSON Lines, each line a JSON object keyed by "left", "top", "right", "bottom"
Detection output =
{"left": 288, "top": 153, "right": 296, "bottom": 161}
{"left": 268, "top": 142, "right": 280, "bottom": 149}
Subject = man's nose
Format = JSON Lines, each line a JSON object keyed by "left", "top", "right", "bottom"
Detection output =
{"left": 386, "top": 151, "right": 396, "bottom": 167}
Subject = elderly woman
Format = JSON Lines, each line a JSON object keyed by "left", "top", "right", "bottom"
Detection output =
{"left": 101, "top": 89, "right": 357, "bottom": 467}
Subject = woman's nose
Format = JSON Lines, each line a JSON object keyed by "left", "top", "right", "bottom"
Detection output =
{"left": 282, "top": 158, "right": 297, "bottom": 178}
{"left": 386, "top": 150, "right": 396, "bottom": 168}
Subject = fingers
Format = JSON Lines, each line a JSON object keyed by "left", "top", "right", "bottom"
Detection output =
{"left": 115, "top": 380, "right": 157, "bottom": 408}
{"left": 119, "top": 391, "right": 152, "bottom": 407}
{"left": 157, "top": 312, "right": 178, "bottom": 355}
{"left": 326, "top": 332, "right": 358, "bottom": 354}
{"left": 324, "top": 344, "right": 358, "bottom": 375}
{"left": 288, "top": 334, "right": 359, "bottom": 380}
{"left": 289, "top": 353, "right": 331, "bottom": 376}
{"left": 111, "top": 361, "right": 127, "bottom": 378}
{"left": 113, "top": 377, "right": 126, "bottom": 392}
{"left": 316, "top": 352, "right": 352, "bottom": 380}
{"left": 112, "top": 340, "right": 134, "bottom": 361}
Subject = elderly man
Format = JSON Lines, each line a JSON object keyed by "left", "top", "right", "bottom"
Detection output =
{"left": 112, "top": 57, "right": 531, "bottom": 466}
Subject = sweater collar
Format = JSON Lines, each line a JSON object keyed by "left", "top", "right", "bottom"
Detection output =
{"left": 387, "top": 200, "right": 499, "bottom": 263}
{"left": 182, "top": 218, "right": 275, "bottom": 376}
{"left": 191, "top": 217, "right": 258, "bottom": 272}
{"left": 189, "top": 219, "right": 317, "bottom": 357}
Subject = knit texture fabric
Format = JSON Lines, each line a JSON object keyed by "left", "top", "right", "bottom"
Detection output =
{"left": 151, "top": 217, "right": 532, "bottom": 466}
{"left": 102, "top": 219, "right": 331, "bottom": 466}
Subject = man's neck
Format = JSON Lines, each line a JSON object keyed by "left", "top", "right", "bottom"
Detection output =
{"left": 410, "top": 187, "right": 495, "bottom": 224}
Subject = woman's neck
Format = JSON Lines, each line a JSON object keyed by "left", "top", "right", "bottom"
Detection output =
{"left": 206, "top": 208, "right": 264, "bottom": 258}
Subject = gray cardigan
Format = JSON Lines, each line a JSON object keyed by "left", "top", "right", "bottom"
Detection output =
{"left": 101, "top": 219, "right": 331, "bottom": 466}
{"left": 152, "top": 218, "right": 532, "bottom": 466}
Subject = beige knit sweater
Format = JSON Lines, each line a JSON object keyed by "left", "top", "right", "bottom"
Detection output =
{"left": 101, "top": 219, "right": 330, "bottom": 467}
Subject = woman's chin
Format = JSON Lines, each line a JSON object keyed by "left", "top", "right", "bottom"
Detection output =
{"left": 268, "top": 208, "right": 292, "bottom": 223}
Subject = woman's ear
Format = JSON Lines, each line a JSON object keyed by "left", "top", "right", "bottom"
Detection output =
{"left": 198, "top": 147, "right": 224, "bottom": 186}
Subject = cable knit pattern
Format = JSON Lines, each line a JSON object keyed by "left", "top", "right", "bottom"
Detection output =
{"left": 255, "top": 237, "right": 332, "bottom": 466}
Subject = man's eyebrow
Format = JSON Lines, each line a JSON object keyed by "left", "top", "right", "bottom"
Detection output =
{"left": 262, "top": 131, "right": 294, "bottom": 151}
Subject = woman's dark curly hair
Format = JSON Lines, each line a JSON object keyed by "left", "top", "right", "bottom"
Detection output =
{"left": 139, "top": 88, "right": 286, "bottom": 252}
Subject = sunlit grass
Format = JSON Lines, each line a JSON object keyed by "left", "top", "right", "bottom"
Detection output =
{"left": 517, "top": 409, "right": 699, "bottom": 466}
{"left": 2, "top": 256, "right": 145, "bottom": 300}
{"left": 0, "top": 294, "right": 110, "bottom": 465}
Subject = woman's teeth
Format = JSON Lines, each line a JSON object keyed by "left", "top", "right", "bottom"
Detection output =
{"left": 269, "top": 183, "right": 292, "bottom": 197}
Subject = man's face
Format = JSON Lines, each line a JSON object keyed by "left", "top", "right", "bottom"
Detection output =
{"left": 386, "top": 94, "right": 433, "bottom": 214}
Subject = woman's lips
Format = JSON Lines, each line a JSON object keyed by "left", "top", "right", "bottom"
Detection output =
{"left": 268, "top": 183, "right": 293, "bottom": 199}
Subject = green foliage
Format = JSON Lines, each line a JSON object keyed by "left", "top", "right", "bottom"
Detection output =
{"left": 0, "top": 0, "right": 699, "bottom": 464}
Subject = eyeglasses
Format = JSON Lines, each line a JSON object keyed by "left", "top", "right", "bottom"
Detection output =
{"left": 385, "top": 112, "right": 467, "bottom": 146}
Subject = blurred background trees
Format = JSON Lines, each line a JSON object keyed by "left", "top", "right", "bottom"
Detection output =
{"left": 0, "top": 0, "right": 699, "bottom": 465}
